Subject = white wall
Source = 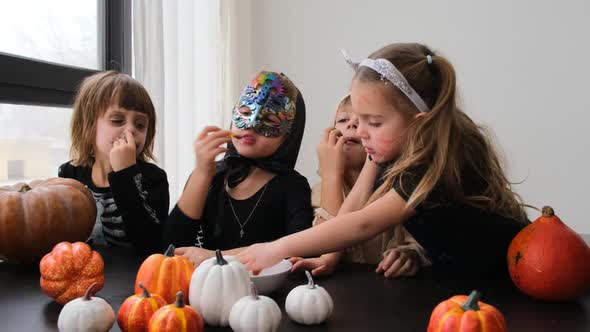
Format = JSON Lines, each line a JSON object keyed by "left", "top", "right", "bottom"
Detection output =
{"left": 237, "top": 0, "right": 589, "bottom": 233}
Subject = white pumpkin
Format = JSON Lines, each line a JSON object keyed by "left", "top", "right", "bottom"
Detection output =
{"left": 189, "top": 249, "right": 250, "bottom": 326}
{"left": 229, "top": 283, "right": 282, "bottom": 332}
{"left": 285, "top": 270, "right": 333, "bottom": 325}
{"left": 57, "top": 282, "right": 115, "bottom": 332}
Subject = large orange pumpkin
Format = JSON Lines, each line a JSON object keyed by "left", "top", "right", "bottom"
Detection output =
{"left": 507, "top": 206, "right": 590, "bottom": 301}
{"left": 117, "top": 282, "right": 167, "bottom": 332}
{"left": 135, "top": 245, "right": 194, "bottom": 304}
{"left": 40, "top": 241, "right": 105, "bottom": 304}
{"left": 148, "top": 291, "right": 203, "bottom": 332}
{"left": 0, "top": 178, "right": 96, "bottom": 263}
{"left": 427, "top": 290, "right": 507, "bottom": 332}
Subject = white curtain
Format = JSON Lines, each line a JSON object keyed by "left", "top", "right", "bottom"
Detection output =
{"left": 133, "top": 0, "right": 252, "bottom": 207}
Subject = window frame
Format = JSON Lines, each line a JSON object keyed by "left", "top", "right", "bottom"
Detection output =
{"left": 0, "top": 0, "right": 131, "bottom": 108}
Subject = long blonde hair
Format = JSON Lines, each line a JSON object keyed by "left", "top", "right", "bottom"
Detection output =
{"left": 360, "top": 43, "right": 527, "bottom": 222}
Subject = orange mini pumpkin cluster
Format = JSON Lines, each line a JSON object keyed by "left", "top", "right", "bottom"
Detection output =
{"left": 40, "top": 241, "right": 105, "bottom": 305}
{"left": 118, "top": 245, "right": 200, "bottom": 332}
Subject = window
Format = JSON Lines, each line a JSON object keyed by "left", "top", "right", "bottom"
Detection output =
{"left": 7, "top": 160, "right": 25, "bottom": 180}
{"left": 0, "top": 1, "right": 101, "bottom": 69}
{"left": 0, "top": 104, "right": 71, "bottom": 185}
{"left": 0, "top": 0, "right": 130, "bottom": 185}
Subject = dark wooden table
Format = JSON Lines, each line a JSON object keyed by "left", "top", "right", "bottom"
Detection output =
{"left": 1, "top": 241, "right": 590, "bottom": 332}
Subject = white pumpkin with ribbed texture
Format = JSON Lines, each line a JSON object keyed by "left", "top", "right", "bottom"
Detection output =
{"left": 57, "top": 283, "right": 114, "bottom": 332}
{"left": 285, "top": 271, "right": 333, "bottom": 325}
{"left": 229, "top": 283, "right": 282, "bottom": 332}
{"left": 189, "top": 250, "right": 250, "bottom": 326}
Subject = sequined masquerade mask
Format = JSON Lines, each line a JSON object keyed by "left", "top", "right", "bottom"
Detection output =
{"left": 232, "top": 73, "right": 296, "bottom": 138}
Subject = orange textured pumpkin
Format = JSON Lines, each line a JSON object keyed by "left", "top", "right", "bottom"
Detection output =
{"left": 427, "top": 290, "right": 507, "bottom": 332}
{"left": 40, "top": 241, "right": 105, "bottom": 305}
{"left": 117, "top": 282, "right": 167, "bottom": 332}
{"left": 135, "top": 245, "right": 194, "bottom": 304}
{"left": 0, "top": 178, "right": 96, "bottom": 263}
{"left": 507, "top": 206, "right": 590, "bottom": 301}
{"left": 148, "top": 291, "right": 203, "bottom": 332}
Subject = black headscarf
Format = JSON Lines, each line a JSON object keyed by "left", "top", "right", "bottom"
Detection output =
{"left": 217, "top": 86, "right": 306, "bottom": 187}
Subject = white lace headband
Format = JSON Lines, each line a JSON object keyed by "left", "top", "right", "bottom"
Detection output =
{"left": 340, "top": 49, "right": 430, "bottom": 113}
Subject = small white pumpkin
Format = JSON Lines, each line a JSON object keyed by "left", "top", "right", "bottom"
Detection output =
{"left": 189, "top": 249, "right": 250, "bottom": 326}
{"left": 229, "top": 282, "right": 282, "bottom": 332}
{"left": 57, "top": 282, "right": 115, "bottom": 332}
{"left": 285, "top": 270, "right": 333, "bottom": 325}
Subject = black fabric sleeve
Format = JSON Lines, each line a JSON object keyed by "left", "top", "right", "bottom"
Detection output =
{"left": 108, "top": 162, "right": 169, "bottom": 254}
{"left": 283, "top": 173, "right": 313, "bottom": 235}
{"left": 57, "top": 162, "right": 76, "bottom": 179}
{"left": 164, "top": 204, "right": 205, "bottom": 248}
{"left": 163, "top": 172, "right": 225, "bottom": 249}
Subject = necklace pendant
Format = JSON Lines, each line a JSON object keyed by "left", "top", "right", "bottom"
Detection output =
{"left": 240, "top": 229, "right": 244, "bottom": 238}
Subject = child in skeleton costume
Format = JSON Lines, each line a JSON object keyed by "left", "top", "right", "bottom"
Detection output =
{"left": 59, "top": 71, "right": 169, "bottom": 256}
{"left": 165, "top": 71, "right": 313, "bottom": 266}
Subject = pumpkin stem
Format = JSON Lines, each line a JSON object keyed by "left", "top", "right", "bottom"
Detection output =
{"left": 138, "top": 282, "right": 151, "bottom": 298}
{"left": 249, "top": 282, "right": 260, "bottom": 300}
{"left": 164, "top": 244, "right": 175, "bottom": 257}
{"left": 83, "top": 282, "right": 99, "bottom": 301}
{"left": 542, "top": 206, "right": 555, "bottom": 217}
{"left": 461, "top": 290, "right": 481, "bottom": 311}
{"left": 305, "top": 270, "right": 316, "bottom": 289}
{"left": 18, "top": 184, "right": 32, "bottom": 193}
{"left": 174, "top": 291, "right": 184, "bottom": 308}
{"left": 215, "top": 249, "right": 227, "bottom": 265}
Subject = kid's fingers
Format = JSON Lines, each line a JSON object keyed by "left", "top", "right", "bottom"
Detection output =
{"left": 390, "top": 258, "right": 415, "bottom": 278}
{"left": 328, "top": 128, "right": 342, "bottom": 145}
{"left": 208, "top": 147, "right": 228, "bottom": 159}
{"left": 321, "top": 127, "right": 336, "bottom": 144}
{"left": 197, "top": 126, "right": 223, "bottom": 140}
{"left": 384, "top": 256, "right": 406, "bottom": 278}
{"left": 288, "top": 257, "right": 304, "bottom": 264}
{"left": 204, "top": 136, "right": 232, "bottom": 151}
{"left": 291, "top": 259, "right": 318, "bottom": 272}
{"left": 335, "top": 134, "right": 346, "bottom": 150}
{"left": 376, "top": 250, "right": 400, "bottom": 273}
{"left": 312, "top": 265, "right": 330, "bottom": 277}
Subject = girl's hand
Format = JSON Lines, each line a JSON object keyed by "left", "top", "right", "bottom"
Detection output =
{"left": 317, "top": 127, "right": 346, "bottom": 178}
{"left": 289, "top": 254, "right": 339, "bottom": 277}
{"left": 110, "top": 131, "right": 137, "bottom": 172}
{"left": 175, "top": 246, "right": 214, "bottom": 267}
{"left": 375, "top": 248, "right": 419, "bottom": 278}
{"left": 194, "top": 126, "right": 232, "bottom": 177}
{"left": 237, "top": 242, "right": 283, "bottom": 275}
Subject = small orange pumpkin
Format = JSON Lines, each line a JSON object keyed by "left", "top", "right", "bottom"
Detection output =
{"left": 117, "top": 282, "right": 167, "bottom": 332}
{"left": 39, "top": 241, "right": 105, "bottom": 304}
{"left": 0, "top": 178, "right": 96, "bottom": 263}
{"left": 507, "top": 206, "right": 590, "bottom": 301}
{"left": 148, "top": 291, "right": 204, "bottom": 332}
{"left": 135, "top": 245, "right": 194, "bottom": 304}
{"left": 427, "top": 290, "right": 507, "bottom": 332}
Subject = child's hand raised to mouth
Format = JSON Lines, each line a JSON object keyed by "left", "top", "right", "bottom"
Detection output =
{"left": 110, "top": 130, "right": 137, "bottom": 171}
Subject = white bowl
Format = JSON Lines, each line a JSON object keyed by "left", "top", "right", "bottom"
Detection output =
{"left": 250, "top": 259, "right": 292, "bottom": 295}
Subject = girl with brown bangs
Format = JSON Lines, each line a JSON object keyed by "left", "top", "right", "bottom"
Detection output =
{"left": 59, "top": 71, "right": 169, "bottom": 255}
{"left": 239, "top": 43, "right": 530, "bottom": 279}
{"left": 290, "top": 95, "right": 431, "bottom": 278}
